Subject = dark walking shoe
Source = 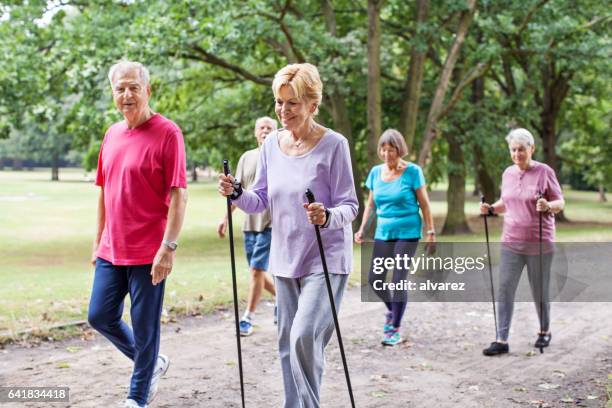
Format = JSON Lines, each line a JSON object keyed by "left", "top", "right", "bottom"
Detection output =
{"left": 482, "top": 342, "right": 509, "bottom": 356}
{"left": 534, "top": 333, "right": 551, "bottom": 348}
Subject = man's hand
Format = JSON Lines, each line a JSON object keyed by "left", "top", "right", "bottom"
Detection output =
{"left": 91, "top": 242, "right": 99, "bottom": 266}
{"left": 151, "top": 245, "right": 175, "bottom": 285}
{"left": 217, "top": 217, "right": 228, "bottom": 238}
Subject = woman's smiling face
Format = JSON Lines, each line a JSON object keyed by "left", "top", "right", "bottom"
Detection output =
{"left": 274, "top": 85, "right": 316, "bottom": 131}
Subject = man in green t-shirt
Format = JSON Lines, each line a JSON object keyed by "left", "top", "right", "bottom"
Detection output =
{"left": 217, "top": 116, "right": 277, "bottom": 336}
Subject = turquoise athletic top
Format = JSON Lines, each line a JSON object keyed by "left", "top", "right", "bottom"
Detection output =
{"left": 365, "top": 163, "right": 426, "bottom": 240}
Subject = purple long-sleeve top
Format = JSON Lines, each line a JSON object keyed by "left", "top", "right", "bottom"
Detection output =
{"left": 233, "top": 128, "right": 359, "bottom": 278}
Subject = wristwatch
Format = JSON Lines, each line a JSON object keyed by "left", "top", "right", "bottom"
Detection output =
{"left": 162, "top": 239, "right": 178, "bottom": 251}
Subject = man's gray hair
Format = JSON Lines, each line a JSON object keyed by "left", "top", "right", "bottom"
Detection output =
{"left": 255, "top": 116, "right": 278, "bottom": 129}
{"left": 108, "top": 60, "right": 150, "bottom": 86}
{"left": 377, "top": 128, "right": 408, "bottom": 159}
{"left": 506, "top": 128, "right": 535, "bottom": 148}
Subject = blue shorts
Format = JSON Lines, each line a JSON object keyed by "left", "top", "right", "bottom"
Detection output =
{"left": 244, "top": 228, "right": 272, "bottom": 271}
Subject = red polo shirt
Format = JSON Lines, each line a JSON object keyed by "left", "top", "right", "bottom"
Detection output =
{"left": 95, "top": 113, "right": 187, "bottom": 265}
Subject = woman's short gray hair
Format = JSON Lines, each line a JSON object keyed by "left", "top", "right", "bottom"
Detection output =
{"left": 377, "top": 129, "right": 408, "bottom": 159}
{"left": 108, "top": 61, "right": 150, "bottom": 87}
{"left": 506, "top": 128, "right": 535, "bottom": 148}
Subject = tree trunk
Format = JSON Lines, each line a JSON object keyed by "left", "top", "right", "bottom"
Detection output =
{"left": 417, "top": 0, "right": 477, "bottom": 167}
{"left": 473, "top": 144, "right": 498, "bottom": 203}
{"left": 599, "top": 183, "right": 607, "bottom": 203}
{"left": 321, "top": 0, "right": 364, "bottom": 225}
{"left": 537, "top": 62, "right": 571, "bottom": 221}
{"left": 471, "top": 76, "right": 498, "bottom": 203}
{"left": 367, "top": 0, "right": 383, "bottom": 168}
{"left": 442, "top": 131, "right": 471, "bottom": 234}
{"left": 191, "top": 165, "right": 198, "bottom": 182}
{"left": 51, "top": 152, "right": 59, "bottom": 181}
{"left": 472, "top": 170, "right": 480, "bottom": 196}
{"left": 327, "top": 93, "right": 364, "bottom": 226}
{"left": 540, "top": 86, "right": 558, "bottom": 176}
{"left": 399, "top": 0, "right": 428, "bottom": 153}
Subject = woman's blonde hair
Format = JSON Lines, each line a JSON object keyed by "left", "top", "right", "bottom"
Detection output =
{"left": 272, "top": 63, "right": 323, "bottom": 115}
{"left": 377, "top": 129, "right": 408, "bottom": 160}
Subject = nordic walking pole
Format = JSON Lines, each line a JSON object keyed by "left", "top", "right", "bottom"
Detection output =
{"left": 223, "top": 160, "right": 246, "bottom": 407}
{"left": 537, "top": 190, "right": 545, "bottom": 354}
{"left": 481, "top": 196, "right": 499, "bottom": 339}
{"left": 305, "top": 189, "right": 356, "bottom": 408}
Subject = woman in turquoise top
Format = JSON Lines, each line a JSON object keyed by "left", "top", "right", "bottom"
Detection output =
{"left": 355, "top": 129, "right": 435, "bottom": 346}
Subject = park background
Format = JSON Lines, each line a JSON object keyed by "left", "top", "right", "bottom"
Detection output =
{"left": 0, "top": 1, "right": 610, "bottom": 345}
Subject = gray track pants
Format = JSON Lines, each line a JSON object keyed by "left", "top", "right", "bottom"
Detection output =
{"left": 276, "top": 271, "right": 348, "bottom": 408}
{"left": 496, "top": 248, "right": 553, "bottom": 341}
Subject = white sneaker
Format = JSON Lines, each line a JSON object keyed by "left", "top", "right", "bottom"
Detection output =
{"left": 147, "top": 354, "right": 170, "bottom": 403}
{"left": 124, "top": 399, "right": 147, "bottom": 408}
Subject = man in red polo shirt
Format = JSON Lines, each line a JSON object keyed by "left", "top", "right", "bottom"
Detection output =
{"left": 88, "top": 60, "right": 187, "bottom": 408}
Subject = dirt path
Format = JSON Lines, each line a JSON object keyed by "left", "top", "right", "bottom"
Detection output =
{"left": 1, "top": 286, "right": 610, "bottom": 407}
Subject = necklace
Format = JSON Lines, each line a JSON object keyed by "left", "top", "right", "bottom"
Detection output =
{"left": 291, "top": 123, "right": 316, "bottom": 149}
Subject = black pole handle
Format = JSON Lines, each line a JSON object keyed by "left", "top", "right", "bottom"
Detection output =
{"left": 223, "top": 160, "right": 230, "bottom": 176}
{"left": 481, "top": 195, "right": 495, "bottom": 217}
{"left": 305, "top": 189, "right": 315, "bottom": 204}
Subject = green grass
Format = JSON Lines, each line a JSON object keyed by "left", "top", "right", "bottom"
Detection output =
{"left": 0, "top": 169, "right": 611, "bottom": 341}
{"left": 0, "top": 168, "right": 256, "bottom": 340}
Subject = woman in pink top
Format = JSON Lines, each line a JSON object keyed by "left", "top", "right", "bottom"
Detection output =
{"left": 480, "top": 128, "right": 565, "bottom": 356}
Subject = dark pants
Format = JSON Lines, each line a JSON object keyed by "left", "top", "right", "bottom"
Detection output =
{"left": 88, "top": 258, "right": 165, "bottom": 405}
{"left": 367, "top": 238, "right": 419, "bottom": 328}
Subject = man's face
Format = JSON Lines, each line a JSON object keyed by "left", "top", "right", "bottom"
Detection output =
{"left": 111, "top": 68, "right": 150, "bottom": 122}
{"left": 254, "top": 119, "right": 276, "bottom": 145}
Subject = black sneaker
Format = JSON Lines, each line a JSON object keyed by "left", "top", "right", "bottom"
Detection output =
{"left": 483, "top": 342, "right": 509, "bottom": 356}
{"left": 534, "top": 333, "right": 551, "bottom": 348}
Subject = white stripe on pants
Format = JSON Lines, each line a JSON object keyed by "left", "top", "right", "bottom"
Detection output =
{"left": 276, "top": 271, "right": 348, "bottom": 408}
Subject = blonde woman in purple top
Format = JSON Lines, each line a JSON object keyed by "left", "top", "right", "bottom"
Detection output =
{"left": 219, "top": 63, "right": 358, "bottom": 407}
{"left": 480, "top": 128, "right": 565, "bottom": 356}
